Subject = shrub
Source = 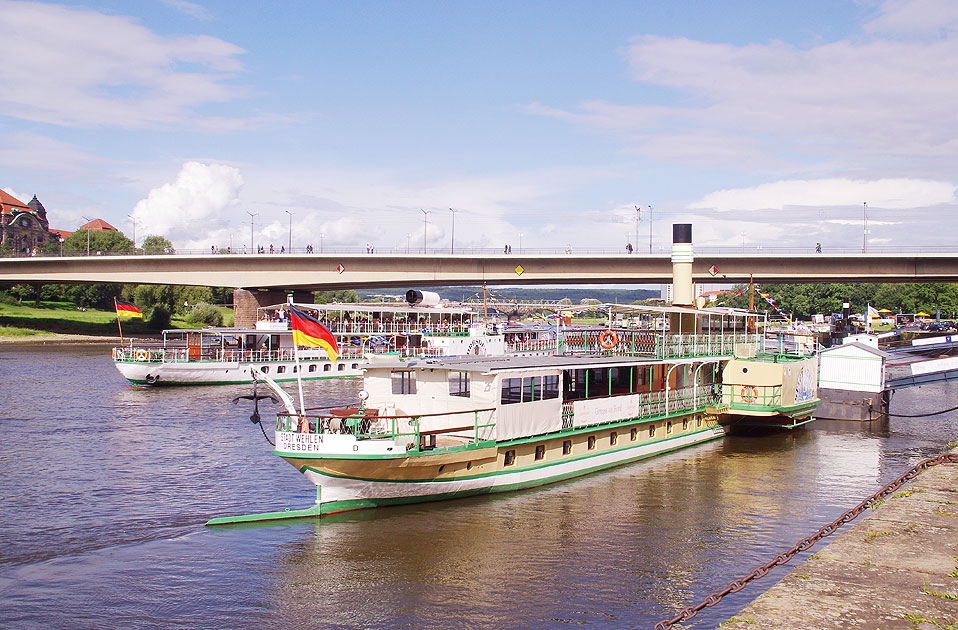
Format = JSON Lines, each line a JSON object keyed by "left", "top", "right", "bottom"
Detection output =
{"left": 146, "top": 305, "right": 171, "bottom": 330}
{"left": 187, "top": 302, "right": 223, "bottom": 327}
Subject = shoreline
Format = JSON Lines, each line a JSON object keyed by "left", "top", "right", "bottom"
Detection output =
{"left": 0, "top": 333, "right": 157, "bottom": 344}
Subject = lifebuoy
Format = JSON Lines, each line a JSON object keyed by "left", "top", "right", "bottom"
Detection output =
{"left": 741, "top": 385, "right": 758, "bottom": 403}
{"left": 599, "top": 329, "right": 619, "bottom": 350}
{"left": 135, "top": 349, "right": 147, "bottom": 362}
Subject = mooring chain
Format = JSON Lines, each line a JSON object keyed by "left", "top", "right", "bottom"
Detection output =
{"left": 653, "top": 452, "right": 958, "bottom": 630}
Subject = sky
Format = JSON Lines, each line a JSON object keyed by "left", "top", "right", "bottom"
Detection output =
{"left": 3, "top": 0, "right": 958, "bottom": 254}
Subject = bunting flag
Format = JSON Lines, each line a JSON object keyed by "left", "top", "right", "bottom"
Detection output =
{"left": 115, "top": 298, "right": 143, "bottom": 319}
{"left": 288, "top": 306, "right": 339, "bottom": 361}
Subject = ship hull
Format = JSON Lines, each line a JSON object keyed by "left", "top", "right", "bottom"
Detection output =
{"left": 113, "top": 357, "right": 364, "bottom": 385}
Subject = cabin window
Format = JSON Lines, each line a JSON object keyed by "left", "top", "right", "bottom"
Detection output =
{"left": 587, "top": 436, "right": 596, "bottom": 450}
{"left": 535, "top": 445, "right": 545, "bottom": 461}
{"left": 562, "top": 440, "right": 572, "bottom": 455}
{"left": 504, "top": 450, "right": 516, "bottom": 466}
{"left": 697, "top": 417, "right": 703, "bottom": 428}
{"left": 682, "top": 419, "right": 689, "bottom": 431}
{"left": 308, "top": 364, "right": 317, "bottom": 373}
{"left": 542, "top": 374, "right": 559, "bottom": 399}
{"left": 630, "top": 428, "right": 637, "bottom": 441}
{"left": 323, "top": 364, "right": 331, "bottom": 372}
{"left": 522, "top": 377, "right": 540, "bottom": 402}
{"left": 635, "top": 367, "right": 650, "bottom": 389}
{"left": 391, "top": 370, "right": 417, "bottom": 394}
{"left": 610, "top": 431, "right": 618, "bottom": 445}
{"left": 610, "top": 367, "right": 632, "bottom": 395}
{"left": 277, "top": 366, "right": 286, "bottom": 374}
{"left": 667, "top": 421, "right": 672, "bottom": 434}
{"left": 352, "top": 363, "right": 359, "bottom": 370}
{"left": 649, "top": 424, "right": 655, "bottom": 438}
{"left": 449, "top": 371, "right": 471, "bottom": 397}
{"left": 586, "top": 369, "right": 608, "bottom": 399}
{"left": 501, "top": 378, "right": 522, "bottom": 404}
{"left": 338, "top": 364, "right": 345, "bottom": 371}
{"left": 261, "top": 366, "right": 269, "bottom": 374}
{"left": 563, "top": 369, "right": 588, "bottom": 400}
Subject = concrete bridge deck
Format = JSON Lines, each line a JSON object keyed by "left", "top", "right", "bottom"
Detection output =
{"left": 4, "top": 252, "right": 958, "bottom": 290}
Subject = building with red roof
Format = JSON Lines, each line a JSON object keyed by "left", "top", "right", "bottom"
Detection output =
{"left": 1, "top": 189, "right": 86, "bottom": 254}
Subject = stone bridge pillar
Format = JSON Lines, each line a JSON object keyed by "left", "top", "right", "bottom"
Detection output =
{"left": 233, "top": 289, "right": 314, "bottom": 328}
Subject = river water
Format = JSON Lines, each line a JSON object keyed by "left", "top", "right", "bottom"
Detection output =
{"left": 1, "top": 343, "right": 956, "bottom": 629}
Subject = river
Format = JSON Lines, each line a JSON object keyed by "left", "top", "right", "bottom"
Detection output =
{"left": 0, "top": 343, "right": 955, "bottom": 629}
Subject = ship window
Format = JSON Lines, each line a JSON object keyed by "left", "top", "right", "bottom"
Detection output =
{"left": 522, "top": 376, "right": 540, "bottom": 402}
{"left": 535, "top": 445, "right": 545, "bottom": 460}
{"left": 262, "top": 366, "right": 269, "bottom": 374}
{"left": 635, "top": 367, "right": 649, "bottom": 389}
{"left": 449, "top": 371, "right": 471, "bottom": 397}
{"left": 391, "top": 370, "right": 417, "bottom": 394}
{"left": 542, "top": 374, "right": 559, "bottom": 399}
{"left": 563, "top": 369, "right": 587, "bottom": 400}
{"left": 610, "top": 367, "right": 631, "bottom": 395}
{"left": 697, "top": 417, "right": 703, "bottom": 428}
{"left": 682, "top": 419, "right": 689, "bottom": 431}
{"left": 610, "top": 431, "right": 618, "bottom": 445}
{"left": 352, "top": 363, "right": 359, "bottom": 370}
{"left": 667, "top": 421, "right": 672, "bottom": 434}
{"left": 276, "top": 366, "right": 286, "bottom": 374}
{"left": 562, "top": 440, "right": 572, "bottom": 455}
{"left": 630, "top": 428, "right": 637, "bottom": 441}
{"left": 649, "top": 425, "right": 655, "bottom": 437}
{"left": 501, "top": 378, "right": 522, "bottom": 404}
{"left": 338, "top": 364, "right": 345, "bottom": 371}
{"left": 586, "top": 369, "right": 608, "bottom": 399}
{"left": 309, "top": 364, "right": 317, "bottom": 373}
{"left": 324, "top": 364, "right": 331, "bottom": 372}
{"left": 504, "top": 450, "right": 516, "bottom": 466}
{"left": 587, "top": 436, "right": 596, "bottom": 450}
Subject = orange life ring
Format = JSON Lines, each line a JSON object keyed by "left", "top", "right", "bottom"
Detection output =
{"left": 741, "top": 385, "right": 758, "bottom": 403}
{"left": 599, "top": 329, "right": 619, "bottom": 350}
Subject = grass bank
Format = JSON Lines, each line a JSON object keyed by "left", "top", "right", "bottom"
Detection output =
{"left": 0, "top": 301, "right": 233, "bottom": 336}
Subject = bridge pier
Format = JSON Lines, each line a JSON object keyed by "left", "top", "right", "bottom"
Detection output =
{"left": 232, "top": 288, "right": 313, "bottom": 328}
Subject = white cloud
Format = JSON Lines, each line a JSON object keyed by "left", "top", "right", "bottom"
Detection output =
{"left": 0, "top": 0, "right": 246, "bottom": 128}
{"left": 687, "top": 178, "right": 956, "bottom": 212}
{"left": 1, "top": 187, "right": 28, "bottom": 204}
{"left": 864, "top": 0, "right": 958, "bottom": 36}
{"left": 131, "top": 161, "right": 243, "bottom": 248}
{"left": 160, "top": 0, "right": 212, "bottom": 20}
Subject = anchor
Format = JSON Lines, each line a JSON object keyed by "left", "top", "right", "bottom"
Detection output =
{"left": 232, "top": 379, "right": 279, "bottom": 425}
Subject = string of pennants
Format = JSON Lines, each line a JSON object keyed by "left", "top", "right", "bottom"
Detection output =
{"left": 710, "top": 287, "right": 793, "bottom": 323}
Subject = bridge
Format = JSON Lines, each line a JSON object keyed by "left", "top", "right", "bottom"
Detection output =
{"left": 2, "top": 252, "right": 958, "bottom": 290}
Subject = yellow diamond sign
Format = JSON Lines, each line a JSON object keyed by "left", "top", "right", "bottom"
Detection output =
{"left": 515, "top": 265, "right": 524, "bottom": 275}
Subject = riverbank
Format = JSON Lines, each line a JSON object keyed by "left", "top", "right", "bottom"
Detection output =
{"left": 721, "top": 448, "right": 958, "bottom": 630}
{"left": 0, "top": 332, "right": 129, "bottom": 344}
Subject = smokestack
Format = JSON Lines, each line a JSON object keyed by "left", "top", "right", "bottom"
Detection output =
{"left": 671, "top": 224, "right": 694, "bottom": 306}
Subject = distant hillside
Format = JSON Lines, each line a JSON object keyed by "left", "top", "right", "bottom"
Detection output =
{"left": 357, "top": 286, "right": 659, "bottom": 304}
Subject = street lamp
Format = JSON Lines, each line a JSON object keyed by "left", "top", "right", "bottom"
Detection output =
{"left": 81, "top": 215, "right": 93, "bottom": 255}
{"left": 284, "top": 210, "right": 294, "bottom": 253}
{"left": 127, "top": 214, "right": 136, "bottom": 254}
{"left": 648, "top": 204, "right": 653, "bottom": 254}
{"left": 59, "top": 237, "right": 64, "bottom": 257}
{"left": 449, "top": 207, "right": 458, "bottom": 254}
{"left": 246, "top": 211, "right": 257, "bottom": 252}
{"left": 633, "top": 205, "right": 640, "bottom": 253}
{"left": 420, "top": 209, "right": 430, "bottom": 253}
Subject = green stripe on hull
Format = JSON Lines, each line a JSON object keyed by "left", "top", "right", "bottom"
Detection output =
{"left": 126, "top": 374, "right": 358, "bottom": 386}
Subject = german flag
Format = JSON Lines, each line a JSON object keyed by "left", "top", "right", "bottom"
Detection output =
{"left": 289, "top": 306, "right": 339, "bottom": 362}
{"left": 115, "top": 298, "right": 143, "bottom": 319}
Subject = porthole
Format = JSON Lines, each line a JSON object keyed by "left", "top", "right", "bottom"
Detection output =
{"left": 504, "top": 450, "right": 516, "bottom": 466}
{"left": 309, "top": 364, "right": 317, "bottom": 373}
{"left": 587, "top": 436, "right": 596, "bottom": 450}
{"left": 610, "top": 431, "right": 617, "bottom": 446}
{"left": 649, "top": 425, "right": 655, "bottom": 438}
{"left": 438, "top": 465, "right": 445, "bottom": 473}
{"left": 535, "top": 445, "right": 545, "bottom": 460}
{"left": 667, "top": 421, "right": 672, "bottom": 434}
{"left": 682, "top": 419, "right": 688, "bottom": 431}
{"left": 262, "top": 366, "right": 269, "bottom": 374}
{"left": 630, "top": 428, "right": 637, "bottom": 441}
{"left": 466, "top": 461, "right": 473, "bottom": 470}
{"left": 742, "top": 367, "right": 749, "bottom": 374}
{"left": 338, "top": 364, "right": 345, "bottom": 371}
{"left": 352, "top": 363, "right": 359, "bottom": 370}
{"left": 324, "top": 364, "right": 331, "bottom": 372}
{"left": 277, "top": 366, "right": 286, "bottom": 374}
{"left": 562, "top": 440, "right": 572, "bottom": 455}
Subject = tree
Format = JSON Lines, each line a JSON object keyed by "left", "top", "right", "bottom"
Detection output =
{"left": 62, "top": 229, "right": 133, "bottom": 255}
{"left": 141, "top": 235, "right": 174, "bottom": 254}
{"left": 313, "top": 290, "right": 359, "bottom": 304}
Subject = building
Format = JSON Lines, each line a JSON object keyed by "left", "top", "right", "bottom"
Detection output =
{"left": 0, "top": 190, "right": 58, "bottom": 253}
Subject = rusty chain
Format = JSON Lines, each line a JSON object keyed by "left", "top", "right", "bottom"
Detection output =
{"left": 653, "top": 451, "right": 958, "bottom": 630}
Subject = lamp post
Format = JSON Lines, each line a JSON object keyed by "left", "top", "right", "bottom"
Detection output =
{"left": 634, "top": 205, "right": 640, "bottom": 253}
{"left": 449, "top": 207, "right": 458, "bottom": 254}
{"left": 648, "top": 204, "right": 653, "bottom": 254}
{"left": 420, "top": 209, "right": 430, "bottom": 253}
{"left": 246, "top": 211, "right": 257, "bottom": 252}
{"left": 284, "top": 210, "right": 294, "bottom": 253}
{"left": 862, "top": 201, "right": 868, "bottom": 254}
{"left": 127, "top": 214, "right": 136, "bottom": 254}
{"left": 59, "top": 237, "right": 63, "bottom": 257}
{"left": 81, "top": 215, "right": 93, "bottom": 255}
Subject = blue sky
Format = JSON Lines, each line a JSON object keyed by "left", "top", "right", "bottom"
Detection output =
{"left": 3, "top": 0, "right": 957, "bottom": 253}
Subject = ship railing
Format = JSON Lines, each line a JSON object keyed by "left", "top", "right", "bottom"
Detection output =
{"left": 560, "top": 330, "right": 759, "bottom": 360}
{"left": 720, "top": 383, "right": 784, "bottom": 410}
{"left": 276, "top": 407, "right": 498, "bottom": 452}
{"left": 326, "top": 322, "right": 472, "bottom": 336}
{"left": 566, "top": 385, "right": 719, "bottom": 429}
{"left": 507, "top": 338, "right": 558, "bottom": 353}
{"left": 113, "top": 346, "right": 363, "bottom": 364}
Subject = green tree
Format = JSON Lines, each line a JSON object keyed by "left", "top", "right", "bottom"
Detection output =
{"left": 62, "top": 229, "right": 133, "bottom": 255}
{"left": 313, "top": 290, "right": 359, "bottom": 303}
{"left": 141, "top": 235, "right": 174, "bottom": 254}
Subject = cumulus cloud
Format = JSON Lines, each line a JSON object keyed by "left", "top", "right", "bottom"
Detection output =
{"left": 0, "top": 0, "right": 246, "bottom": 128}
{"left": 687, "top": 178, "right": 957, "bottom": 212}
{"left": 131, "top": 162, "right": 243, "bottom": 248}
{"left": 864, "top": 0, "right": 958, "bottom": 36}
